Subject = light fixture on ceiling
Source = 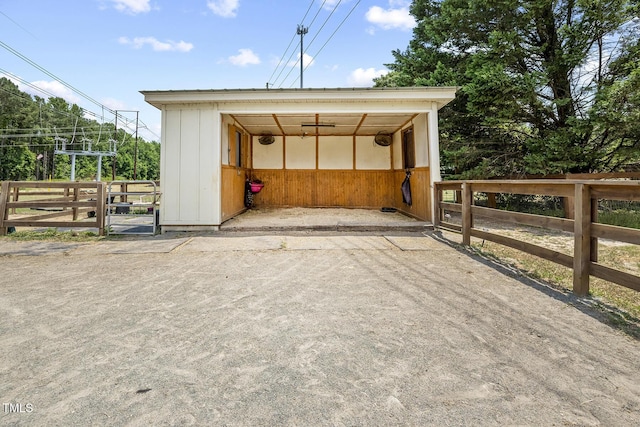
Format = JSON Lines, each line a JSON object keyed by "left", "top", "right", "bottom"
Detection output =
{"left": 301, "top": 123, "right": 335, "bottom": 128}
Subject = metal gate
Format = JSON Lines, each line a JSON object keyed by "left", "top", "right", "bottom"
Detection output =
{"left": 106, "top": 181, "right": 159, "bottom": 235}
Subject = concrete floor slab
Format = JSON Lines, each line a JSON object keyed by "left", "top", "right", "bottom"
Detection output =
{"left": 184, "top": 236, "right": 285, "bottom": 252}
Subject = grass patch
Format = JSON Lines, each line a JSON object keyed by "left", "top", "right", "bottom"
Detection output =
{"left": 471, "top": 240, "right": 640, "bottom": 320}
{"left": 2, "top": 228, "right": 103, "bottom": 242}
{"left": 598, "top": 210, "right": 640, "bottom": 229}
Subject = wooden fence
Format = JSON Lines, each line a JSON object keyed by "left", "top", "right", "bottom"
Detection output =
{"left": 0, "top": 181, "right": 106, "bottom": 236}
{"left": 434, "top": 180, "right": 640, "bottom": 296}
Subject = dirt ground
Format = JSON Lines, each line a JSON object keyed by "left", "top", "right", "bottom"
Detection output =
{"left": 1, "top": 231, "right": 639, "bottom": 426}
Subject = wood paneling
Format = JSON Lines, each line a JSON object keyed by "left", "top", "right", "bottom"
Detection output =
{"left": 221, "top": 166, "right": 248, "bottom": 221}
{"left": 393, "top": 167, "right": 431, "bottom": 221}
{"left": 251, "top": 169, "right": 401, "bottom": 209}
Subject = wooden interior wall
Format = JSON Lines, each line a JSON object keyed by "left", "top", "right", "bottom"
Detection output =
{"left": 221, "top": 166, "right": 248, "bottom": 221}
{"left": 251, "top": 169, "right": 395, "bottom": 209}
{"left": 393, "top": 167, "right": 431, "bottom": 221}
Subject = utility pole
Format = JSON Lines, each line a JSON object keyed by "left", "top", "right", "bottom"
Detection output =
{"left": 133, "top": 111, "right": 139, "bottom": 180}
{"left": 297, "top": 24, "right": 308, "bottom": 88}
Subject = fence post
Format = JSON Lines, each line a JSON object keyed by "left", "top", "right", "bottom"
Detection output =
{"left": 72, "top": 186, "right": 79, "bottom": 221}
{"left": 433, "top": 184, "right": 441, "bottom": 228}
{"left": 96, "top": 182, "right": 105, "bottom": 236}
{"left": 462, "top": 182, "right": 472, "bottom": 245}
{"left": 11, "top": 186, "right": 19, "bottom": 215}
{"left": 573, "top": 183, "right": 592, "bottom": 296}
{"left": 591, "top": 198, "right": 598, "bottom": 263}
{"left": 0, "top": 181, "right": 10, "bottom": 236}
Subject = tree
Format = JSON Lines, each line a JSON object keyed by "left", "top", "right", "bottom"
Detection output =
{"left": 0, "top": 77, "right": 161, "bottom": 182}
{"left": 376, "top": 0, "right": 640, "bottom": 178}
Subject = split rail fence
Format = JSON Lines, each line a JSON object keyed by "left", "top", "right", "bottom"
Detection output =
{"left": 434, "top": 180, "right": 640, "bottom": 296}
{"left": 0, "top": 181, "right": 106, "bottom": 236}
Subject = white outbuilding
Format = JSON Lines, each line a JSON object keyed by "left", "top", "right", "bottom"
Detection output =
{"left": 141, "top": 87, "right": 457, "bottom": 232}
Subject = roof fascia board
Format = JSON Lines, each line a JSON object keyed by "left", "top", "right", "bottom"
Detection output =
{"left": 141, "top": 87, "right": 457, "bottom": 110}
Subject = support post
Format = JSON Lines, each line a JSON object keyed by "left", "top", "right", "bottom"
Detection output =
{"left": 462, "top": 182, "right": 472, "bottom": 245}
{"left": 0, "top": 181, "right": 10, "bottom": 235}
{"left": 97, "top": 155, "right": 103, "bottom": 181}
{"left": 70, "top": 154, "right": 76, "bottom": 181}
{"left": 573, "top": 183, "right": 592, "bottom": 296}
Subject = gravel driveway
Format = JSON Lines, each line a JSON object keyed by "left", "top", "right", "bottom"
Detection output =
{"left": 1, "top": 232, "right": 639, "bottom": 426}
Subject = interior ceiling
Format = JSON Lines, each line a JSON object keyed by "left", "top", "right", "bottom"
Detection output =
{"left": 230, "top": 113, "right": 418, "bottom": 137}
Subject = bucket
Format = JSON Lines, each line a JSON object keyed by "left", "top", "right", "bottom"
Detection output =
{"left": 249, "top": 182, "right": 264, "bottom": 194}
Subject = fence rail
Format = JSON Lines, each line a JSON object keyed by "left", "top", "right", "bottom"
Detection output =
{"left": 0, "top": 181, "right": 106, "bottom": 236}
{"left": 434, "top": 180, "right": 640, "bottom": 295}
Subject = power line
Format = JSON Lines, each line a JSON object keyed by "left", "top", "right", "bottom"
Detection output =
{"left": 290, "top": 0, "right": 362, "bottom": 88}
{"left": 266, "top": 0, "right": 318, "bottom": 88}
{"left": 0, "top": 41, "right": 112, "bottom": 115}
{"left": 271, "top": 0, "right": 361, "bottom": 89}
{"left": 306, "top": 1, "right": 361, "bottom": 72}
{"left": 0, "top": 10, "right": 37, "bottom": 39}
{"left": 0, "top": 41, "right": 157, "bottom": 140}
{"left": 285, "top": 0, "right": 343, "bottom": 88}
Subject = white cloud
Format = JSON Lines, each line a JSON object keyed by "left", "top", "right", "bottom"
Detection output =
{"left": 101, "top": 97, "right": 128, "bottom": 111}
{"left": 228, "top": 49, "right": 261, "bottom": 66}
{"left": 118, "top": 36, "right": 194, "bottom": 52}
{"left": 348, "top": 67, "right": 389, "bottom": 87}
{"left": 28, "top": 80, "right": 82, "bottom": 104}
{"left": 321, "top": 0, "right": 342, "bottom": 10}
{"left": 111, "top": 0, "right": 151, "bottom": 14}
{"left": 365, "top": 2, "right": 415, "bottom": 32}
{"left": 288, "top": 53, "right": 315, "bottom": 69}
{"left": 207, "top": 0, "right": 239, "bottom": 18}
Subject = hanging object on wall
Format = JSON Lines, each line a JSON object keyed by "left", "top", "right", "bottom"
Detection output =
{"left": 258, "top": 132, "right": 275, "bottom": 145}
{"left": 374, "top": 131, "right": 392, "bottom": 147}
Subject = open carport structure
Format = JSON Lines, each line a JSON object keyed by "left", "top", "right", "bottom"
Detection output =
{"left": 141, "top": 87, "right": 457, "bottom": 232}
{"left": 1, "top": 230, "right": 638, "bottom": 425}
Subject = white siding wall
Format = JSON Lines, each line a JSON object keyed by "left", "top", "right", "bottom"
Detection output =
{"left": 160, "top": 107, "right": 221, "bottom": 227}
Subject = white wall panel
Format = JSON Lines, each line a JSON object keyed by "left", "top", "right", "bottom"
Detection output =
{"left": 198, "top": 109, "right": 220, "bottom": 223}
{"left": 285, "top": 136, "right": 316, "bottom": 169}
{"left": 318, "top": 136, "right": 353, "bottom": 169}
{"left": 253, "top": 135, "right": 283, "bottom": 169}
{"left": 355, "top": 136, "right": 391, "bottom": 170}
{"left": 414, "top": 113, "right": 429, "bottom": 167}
{"left": 179, "top": 110, "right": 200, "bottom": 222}
{"left": 392, "top": 131, "right": 402, "bottom": 170}
{"left": 161, "top": 109, "right": 182, "bottom": 222}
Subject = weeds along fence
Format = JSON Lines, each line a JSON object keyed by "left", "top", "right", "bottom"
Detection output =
{"left": 0, "top": 181, "right": 106, "bottom": 236}
{"left": 434, "top": 180, "right": 640, "bottom": 296}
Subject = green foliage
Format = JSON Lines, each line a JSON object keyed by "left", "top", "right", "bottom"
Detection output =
{"left": 0, "top": 77, "right": 159, "bottom": 181}
{"left": 376, "top": 0, "right": 640, "bottom": 178}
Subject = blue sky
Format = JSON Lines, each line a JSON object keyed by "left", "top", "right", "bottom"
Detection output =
{"left": 0, "top": 0, "right": 416, "bottom": 141}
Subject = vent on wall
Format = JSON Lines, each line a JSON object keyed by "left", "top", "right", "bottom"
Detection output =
{"left": 258, "top": 133, "right": 275, "bottom": 145}
{"left": 374, "top": 131, "right": 392, "bottom": 147}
